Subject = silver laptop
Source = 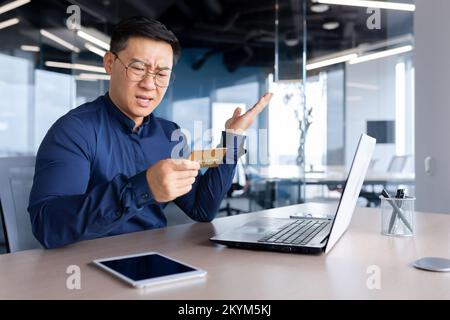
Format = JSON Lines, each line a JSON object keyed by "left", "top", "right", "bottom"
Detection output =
{"left": 210, "top": 134, "right": 376, "bottom": 254}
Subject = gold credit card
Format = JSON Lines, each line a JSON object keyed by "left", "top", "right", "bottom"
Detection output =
{"left": 189, "top": 148, "right": 228, "bottom": 168}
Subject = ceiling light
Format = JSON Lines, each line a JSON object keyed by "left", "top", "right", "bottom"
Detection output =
{"left": 346, "top": 96, "right": 362, "bottom": 102}
{"left": 349, "top": 45, "right": 413, "bottom": 65}
{"left": 77, "top": 30, "right": 110, "bottom": 51}
{"left": 0, "top": 0, "right": 31, "bottom": 15}
{"left": 40, "top": 29, "right": 80, "bottom": 53}
{"left": 323, "top": 21, "right": 340, "bottom": 30}
{"left": 307, "top": 53, "right": 357, "bottom": 70}
{"left": 312, "top": 0, "right": 415, "bottom": 12}
{"left": 75, "top": 77, "right": 96, "bottom": 82}
{"left": 85, "top": 43, "right": 107, "bottom": 57}
{"left": 311, "top": 4, "right": 330, "bottom": 13}
{"left": 284, "top": 31, "right": 300, "bottom": 47}
{"left": 76, "top": 73, "right": 110, "bottom": 81}
{"left": 45, "top": 61, "right": 106, "bottom": 73}
{"left": 347, "top": 82, "right": 378, "bottom": 90}
{"left": 21, "top": 45, "right": 40, "bottom": 52}
{"left": 285, "top": 38, "right": 300, "bottom": 47}
{"left": 0, "top": 17, "right": 19, "bottom": 30}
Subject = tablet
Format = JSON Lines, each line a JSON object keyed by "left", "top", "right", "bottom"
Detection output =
{"left": 93, "top": 252, "right": 207, "bottom": 288}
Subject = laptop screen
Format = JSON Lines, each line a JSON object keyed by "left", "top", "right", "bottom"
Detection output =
{"left": 324, "top": 134, "right": 376, "bottom": 254}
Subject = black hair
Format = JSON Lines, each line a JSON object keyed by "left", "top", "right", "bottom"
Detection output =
{"left": 110, "top": 16, "right": 181, "bottom": 65}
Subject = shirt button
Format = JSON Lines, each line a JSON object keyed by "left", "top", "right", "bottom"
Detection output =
{"left": 141, "top": 194, "right": 149, "bottom": 200}
{"left": 116, "top": 211, "right": 122, "bottom": 218}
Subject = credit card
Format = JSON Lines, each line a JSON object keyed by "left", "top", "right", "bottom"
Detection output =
{"left": 189, "top": 148, "right": 227, "bottom": 168}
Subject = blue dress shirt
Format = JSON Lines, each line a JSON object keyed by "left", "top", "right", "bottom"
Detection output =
{"left": 28, "top": 94, "right": 245, "bottom": 249}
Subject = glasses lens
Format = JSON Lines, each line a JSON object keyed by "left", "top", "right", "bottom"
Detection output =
{"left": 127, "top": 61, "right": 146, "bottom": 81}
{"left": 125, "top": 61, "right": 175, "bottom": 87}
{"left": 155, "top": 70, "right": 174, "bottom": 88}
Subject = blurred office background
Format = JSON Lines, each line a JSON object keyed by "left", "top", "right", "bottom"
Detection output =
{"left": 0, "top": 0, "right": 423, "bottom": 253}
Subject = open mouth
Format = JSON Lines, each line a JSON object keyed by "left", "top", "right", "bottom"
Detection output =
{"left": 135, "top": 95, "right": 154, "bottom": 108}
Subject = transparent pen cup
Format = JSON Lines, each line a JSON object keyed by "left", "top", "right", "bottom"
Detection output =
{"left": 380, "top": 196, "right": 416, "bottom": 237}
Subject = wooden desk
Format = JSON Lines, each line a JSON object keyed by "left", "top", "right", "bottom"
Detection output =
{"left": 0, "top": 203, "right": 449, "bottom": 300}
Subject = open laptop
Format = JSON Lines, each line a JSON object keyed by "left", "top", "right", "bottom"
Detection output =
{"left": 210, "top": 134, "right": 376, "bottom": 254}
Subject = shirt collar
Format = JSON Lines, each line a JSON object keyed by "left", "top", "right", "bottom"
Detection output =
{"left": 104, "top": 93, "right": 151, "bottom": 134}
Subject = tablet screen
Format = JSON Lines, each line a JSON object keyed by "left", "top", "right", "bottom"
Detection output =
{"left": 98, "top": 253, "right": 196, "bottom": 281}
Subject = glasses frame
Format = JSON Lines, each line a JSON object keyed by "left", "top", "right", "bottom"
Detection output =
{"left": 112, "top": 52, "right": 175, "bottom": 88}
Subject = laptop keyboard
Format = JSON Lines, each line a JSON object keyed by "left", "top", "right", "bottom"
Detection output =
{"left": 258, "top": 219, "right": 329, "bottom": 245}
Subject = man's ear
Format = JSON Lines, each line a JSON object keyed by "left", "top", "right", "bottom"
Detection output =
{"left": 103, "top": 51, "right": 114, "bottom": 75}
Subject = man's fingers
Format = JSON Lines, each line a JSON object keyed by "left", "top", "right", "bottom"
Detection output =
{"left": 176, "top": 185, "right": 193, "bottom": 197}
{"left": 248, "top": 93, "right": 273, "bottom": 117}
{"left": 171, "top": 159, "right": 201, "bottom": 171}
{"left": 174, "top": 177, "right": 197, "bottom": 188}
{"left": 174, "top": 170, "right": 199, "bottom": 179}
{"left": 232, "top": 107, "right": 242, "bottom": 119}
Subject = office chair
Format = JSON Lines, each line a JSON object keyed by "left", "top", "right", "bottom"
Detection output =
{"left": 219, "top": 160, "right": 249, "bottom": 216}
{"left": 0, "top": 157, "right": 42, "bottom": 253}
{"left": 387, "top": 155, "right": 410, "bottom": 173}
{"left": 369, "top": 158, "right": 379, "bottom": 171}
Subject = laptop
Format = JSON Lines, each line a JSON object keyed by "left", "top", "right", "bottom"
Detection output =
{"left": 210, "top": 134, "right": 376, "bottom": 254}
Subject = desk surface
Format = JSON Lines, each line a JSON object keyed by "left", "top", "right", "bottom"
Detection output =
{"left": 0, "top": 203, "right": 449, "bottom": 300}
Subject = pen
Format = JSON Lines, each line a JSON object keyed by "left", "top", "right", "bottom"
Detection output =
{"left": 383, "top": 189, "right": 397, "bottom": 233}
{"left": 382, "top": 189, "right": 413, "bottom": 234}
{"left": 389, "top": 189, "right": 405, "bottom": 233}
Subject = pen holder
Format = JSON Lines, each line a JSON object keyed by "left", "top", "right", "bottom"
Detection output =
{"left": 380, "top": 196, "right": 416, "bottom": 237}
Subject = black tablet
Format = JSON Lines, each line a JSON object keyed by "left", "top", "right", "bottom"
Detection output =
{"left": 93, "top": 252, "right": 207, "bottom": 288}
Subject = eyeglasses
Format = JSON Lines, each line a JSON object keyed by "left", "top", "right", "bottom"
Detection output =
{"left": 112, "top": 52, "right": 175, "bottom": 88}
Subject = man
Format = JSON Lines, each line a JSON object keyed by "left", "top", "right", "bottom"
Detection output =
{"left": 28, "top": 16, "right": 272, "bottom": 249}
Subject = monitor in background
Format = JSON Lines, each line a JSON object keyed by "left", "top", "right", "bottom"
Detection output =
{"left": 367, "top": 120, "right": 395, "bottom": 144}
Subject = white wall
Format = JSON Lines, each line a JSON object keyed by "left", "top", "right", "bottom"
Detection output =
{"left": 415, "top": 0, "right": 450, "bottom": 213}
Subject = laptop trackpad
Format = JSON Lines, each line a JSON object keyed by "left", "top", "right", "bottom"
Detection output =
{"left": 236, "top": 219, "right": 288, "bottom": 235}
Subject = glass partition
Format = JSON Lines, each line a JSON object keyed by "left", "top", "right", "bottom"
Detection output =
{"left": 0, "top": 0, "right": 114, "bottom": 156}
{"left": 259, "top": 0, "right": 307, "bottom": 208}
{"left": 304, "top": 0, "right": 415, "bottom": 205}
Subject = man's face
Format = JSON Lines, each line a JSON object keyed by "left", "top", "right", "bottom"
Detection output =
{"left": 104, "top": 37, "right": 174, "bottom": 124}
